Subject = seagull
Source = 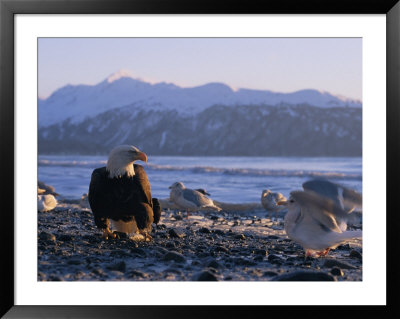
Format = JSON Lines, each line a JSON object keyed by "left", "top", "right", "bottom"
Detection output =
{"left": 38, "top": 187, "right": 58, "bottom": 212}
{"left": 195, "top": 188, "right": 211, "bottom": 196}
{"left": 261, "top": 189, "right": 287, "bottom": 220}
{"left": 38, "top": 181, "right": 59, "bottom": 196}
{"left": 169, "top": 182, "right": 221, "bottom": 218}
{"left": 302, "top": 179, "right": 362, "bottom": 213}
{"left": 277, "top": 185, "right": 362, "bottom": 257}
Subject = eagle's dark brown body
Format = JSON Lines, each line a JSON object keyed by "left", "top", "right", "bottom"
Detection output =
{"left": 88, "top": 164, "right": 161, "bottom": 232}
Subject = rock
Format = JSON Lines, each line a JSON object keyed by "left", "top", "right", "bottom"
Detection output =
{"left": 331, "top": 267, "right": 344, "bottom": 276}
{"left": 263, "top": 271, "right": 279, "bottom": 277}
{"left": 234, "top": 234, "right": 246, "bottom": 240}
{"left": 67, "top": 258, "right": 82, "bottom": 265}
{"left": 91, "top": 268, "right": 106, "bottom": 276}
{"left": 38, "top": 272, "right": 47, "bottom": 280}
{"left": 322, "top": 259, "right": 356, "bottom": 270}
{"left": 154, "top": 247, "right": 169, "bottom": 254}
{"left": 253, "top": 249, "right": 268, "bottom": 256}
{"left": 233, "top": 257, "right": 257, "bottom": 266}
{"left": 110, "top": 250, "right": 131, "bottom": 258}
{"left": 271, "top": 270, "right": 336, "bottom": 281}
{"left": 130, "top": 248, "right": 147, "bottom": 256}
{"left": 268, "top": 254, "right": 284, "bottom": 264}
{"left": 57, "top": 234, "right": 73, "bottom": 241}
{"left": 336, "top": 244, "right": 351, "bottom": 250}
{"left": 232, "top": 220, "right": 241, "bottom": 226}
{"left": 168, "top": 228, "right": 186, "bottom": 239}
{"left": 193, "top": 270, "right": 218, "bottom": 281}
{"left": 163, "top": 251, "right": 186, "bottom": 263}
{"left": 165, "top": 242, "right": 176, "bottom": 249}
{"left": 349, "top": 250, "right": 362, "bottom": 260}
{"left": 107, "top": 261, "right": 126, "bottom": 272}
{"left": 214, "top": 229, "right": 225, "bottom": 236}
{"left": 48, "top": 275, "right": 62, "bottom": 281}
{"left": 199, "top": 227, "right": 211, "bottom": 234}
{"left": 213, "top": 246, "right": 229, "bottom": 254}
{"left": 253, "top": 256, "right": 264, "bottom": 262}
{"left": 129, "top": 270, "right": 147, "bottom": 278}
{"left": 173, "top": 215, "right": 183, "bottom": 221}
{"left": 207, "top": 259, "right": 220, "bottom": 269}
{"left": 39, "top": 231, "right": 56, "bottom": 243}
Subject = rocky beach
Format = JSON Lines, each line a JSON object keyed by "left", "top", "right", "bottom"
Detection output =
{"left": 38, "top": 197, "right": 363, "bottom": 282}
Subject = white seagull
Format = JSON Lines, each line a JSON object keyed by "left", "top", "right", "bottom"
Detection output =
{"left": 277, "top": 183, "right": 362, "bottom": 257}
{"left": 302, "top": 179, "right": 362, "bottom": 213}
{"left": 169, "top": 182, "right": 221, "bottom": 218}
{"left": 261, "top": 189, "right": 287, "bottom": 220}
{"left": 38, "top": 187, "right": 58, "bottom": 212}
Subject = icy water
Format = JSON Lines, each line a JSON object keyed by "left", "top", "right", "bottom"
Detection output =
{"left": 38, "top": 155, "right": 362, "bottom": 203}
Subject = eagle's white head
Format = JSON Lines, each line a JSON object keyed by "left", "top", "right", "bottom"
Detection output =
{"left": 106, "top": 145, "right": 147, "bottom": 178}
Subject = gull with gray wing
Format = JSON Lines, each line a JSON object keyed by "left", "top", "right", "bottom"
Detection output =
{"left": 278, "top": 180, "right": 362, "bottom": 257}
{"left": 169, "top": 182, "right": 221, "bottom": 218}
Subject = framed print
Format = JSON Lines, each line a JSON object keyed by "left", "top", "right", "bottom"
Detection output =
{"left": 1, "top": 0, "right": 399, "bottom": 317}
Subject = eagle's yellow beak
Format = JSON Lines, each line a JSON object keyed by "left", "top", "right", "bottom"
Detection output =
{"left": 136, "top": 151, "right": 148, "bottom": 163}
{"left": 277, "top": 200, "right": 288, "bottom": 206}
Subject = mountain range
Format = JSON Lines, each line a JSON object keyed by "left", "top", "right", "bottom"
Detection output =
{"left": 38, "top": 71, "right": 362, "bottom": 156}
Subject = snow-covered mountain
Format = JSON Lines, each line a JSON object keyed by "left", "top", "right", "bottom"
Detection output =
{"left": 38, "top": 104, "right": 362, "bottom": 156}
{"left": 38, "top": 71, "right": 362, "bottom": 127}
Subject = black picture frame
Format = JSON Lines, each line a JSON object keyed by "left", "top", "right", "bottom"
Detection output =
{"left": 1, "top": 0, "right": 399, "bottom": 317}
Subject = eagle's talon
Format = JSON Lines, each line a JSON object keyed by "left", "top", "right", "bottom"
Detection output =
{"left": 102, "top": 228, "right": 116, "bottom": 240}
{"left": 139, "top": 230, "right": 152, "bottom": 241}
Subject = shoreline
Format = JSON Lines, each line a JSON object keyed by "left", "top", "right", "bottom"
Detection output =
{"left": 38, "top": 197, "right": 363, "bottom": 281}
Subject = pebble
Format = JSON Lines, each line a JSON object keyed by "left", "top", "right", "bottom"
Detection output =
{"left": 193, "top": 270, "right": 218, "bottom": 281}
{"left": 163, "top": 251, "right": 186, "bottom": 263}
{"left": 199, "top": 227, "right": 211, "bottom": 234}
{"left": 107, "top": 261, "right": 126, "bottom": 272}
{"left": 323, "top": 259, "right": 356, "bottom": 270}
{"left": 331, "top": 267, "right": 344, "bottom": 276}
{"left": 165, "top": 242, "right": 176, "bottom": 249}
{"left": 207, "top": 260, "right": 221, "bottom": 269}
{"left": 253, "top": 249, "right": 268, "bottom": 256}
{"left": 214, "top": 229, "right": 225, "bottom": 236}
{"left": 38, "top": 203, "right": 362, "bottom": 282}
{"left": 213, "top": 246, "right": 230, "bottom": 254}
{"left": 58, "top": 234, "right": 73, "bottom": 241}
{"left": 39, "top": 231, "right": 56, "bottom": 243}
{"left": 336, "top": 244, "right": 351, "bottom": 250}
{"left": 130, "top": 248, "right": 147, "bottom": 256}
{"left": 168, "top": 228, "right": 186, "bottom": 239}
{"left": 263, "top": 271, "right": 279, "bottom": 277}
{"left": 234, "top": 234, "right": 246, "bottom": 240}
{"left": 349, "top": 250, "right": 362, "bottom": 260}
{"left": 48, "top": 275, "right": 62, "bottom": 281}
{"left": 271, "top": 270, "right": 336, "bottom": 281}
{"left": 268, "top": 254, "right": 284, "bottom": 264}
{"left": 67, "top": 258, "right": 82, "bottom": 265}
{"left": 233, "top": 257, "right": 257, "bottom": 266}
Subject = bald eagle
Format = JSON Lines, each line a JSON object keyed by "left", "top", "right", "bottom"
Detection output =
{"left": 88, "top": 145, "right": 161, "bottom": 240}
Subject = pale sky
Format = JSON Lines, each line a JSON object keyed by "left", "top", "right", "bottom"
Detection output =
{"left": 38, "top": 38, "right": 362, "bottom": 100}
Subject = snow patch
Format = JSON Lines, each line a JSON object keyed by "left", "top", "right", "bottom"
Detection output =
{"left": 159, "top": 131, "right": 167, "bottom": 148}
{"left": 106, "top": 69, "right": 133, "bottom": 83}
